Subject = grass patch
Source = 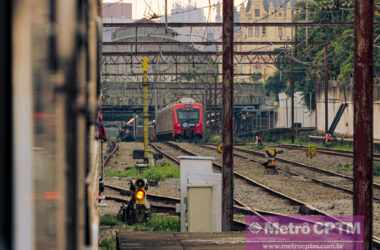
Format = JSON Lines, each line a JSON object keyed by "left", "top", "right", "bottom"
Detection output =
{"left": 99, "top": 237, "right": 116, "bottom": 250}
{"left": 105, "top": 162, "right": 179, "bottom": 182}
{"left": 208, "top": 134, "right": 221, "bottom": 144}
{"left": 327, "top": 143, "right": 353, "bottom": 152}
{"left": 278, "top": 137, "right": 311, "bottom": 146}
{"left": 100, "top": 214, "right": 122, "bottom": 227}
{"left": 105, "top": 169, "right": 131, "bottom": 178}
{"left": 129, "top": 214, "right": 180, "bottom": 232}
{"left": 336, "top": 164, "right": 352, "bottom": 173}
{"left": 277, "top": 137, "right": 354, "bottom": 152}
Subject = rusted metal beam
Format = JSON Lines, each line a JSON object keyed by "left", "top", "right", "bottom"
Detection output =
{"left": 102, "top": 51, "right": 278, "bottom": 56}
{"left": 103, "top": 62, "right": 276, "bottom": 65}
{"left": 101, "top": 81, "right": 265, "bottom": 85}
{"left": 222, "top": 0, "right": 234, "bottom": 231}
{"left": 324, "top": 46, "right": 329, "bottom": 134}
{"left": 103, "top": 41, "right": 295, "bottom": 45}
{"left": 101, "top": 72, "right": 271, "bottom": 76}
{"left": 103, "top": 21, "right": 355, "bottom": 28}
{"left": 353, "top": 0, "right": 374, "bottom": 247}
{"left": 290, "top": 79, "right": 295, "bottom": 143}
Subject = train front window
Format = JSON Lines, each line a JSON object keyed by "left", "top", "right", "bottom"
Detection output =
{"left": 177, "top": 109, "right": 199, "bottom": 122}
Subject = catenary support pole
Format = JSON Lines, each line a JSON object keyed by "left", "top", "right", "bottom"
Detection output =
{"left": 324, "top": 46, "right": 329, "bottom": 134}
{"left": 222, "top": 0, "right": 234, "bottom": 231}
{"left": 291, "top": 79, "right": 295, "bottom": 143}
{"left": 142, "top": 57, "right": 150, "bottom": 160}
{"left": 353, "top": 0, "right": 374, "bottom": 248}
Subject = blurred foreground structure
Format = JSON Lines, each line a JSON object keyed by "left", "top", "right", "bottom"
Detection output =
{"left": 0, "top": 0, "right": 101, "bottom": 249}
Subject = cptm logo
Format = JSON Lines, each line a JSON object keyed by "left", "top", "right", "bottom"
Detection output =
{"left": 248, "top": 222, "right": 264, "bottom": 234}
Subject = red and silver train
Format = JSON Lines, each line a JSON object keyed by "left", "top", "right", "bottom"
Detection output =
{"left": 155, "top": 98, "right": 204, "bottom": 140}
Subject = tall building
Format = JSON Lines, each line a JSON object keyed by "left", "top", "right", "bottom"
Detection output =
{"left": 102, "top": 2, "right": 133, "bottom": 41}
{"left": 102, "top": 2, "right": 132, "bottom": 20}
{"left": 237, "top": 0, "right": 294, "bottom": 82}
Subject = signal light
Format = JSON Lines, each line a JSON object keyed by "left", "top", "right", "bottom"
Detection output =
{"left": 135, "top": 190, "right": 145, "bottom": 201}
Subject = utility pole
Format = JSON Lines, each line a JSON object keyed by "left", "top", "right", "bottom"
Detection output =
{"left": 142, "top": 57, "right": 150, "bottom": 161}
{"left": 165, "top": 0, "right": 168, "bottom": 33}
{"left": 290, "top": 79, "right": 295, "bottom": 143}
{"left": 291, "top": 28, "right": 297, "bottom": 143}
{"left": 305, "top": 0, "right": 309, "bottom": 47}
{"left": 222, "top": 0, "right": 234, "bottom": 231}
{"left": 353, "top": 0, "right": 374, "bottom": 247}
{"left": 324, "top": 46, "right": 329, "bottom": 134}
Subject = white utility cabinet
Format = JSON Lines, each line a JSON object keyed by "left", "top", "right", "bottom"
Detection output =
{"left": 178, "top": 156, "right": 222, "bottom": 232}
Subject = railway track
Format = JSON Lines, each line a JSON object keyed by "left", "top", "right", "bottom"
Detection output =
{"left": 150, "top": 143, "right": 314, "bottom": 218}
{"left": 106, "top": 183, "right": 344, "bottom": 234}
{"left": 105, "top": 184, "right": 250, "bottom": 230}
{"left": 103, "top": 141, "right": 119, "bottom": 167}
{"left": 156, "top": 141, "right": 380, "bottom": 246}
{"left": 277, "top": 143, "right": 380, "bottom": 161}
{"left": 227, "top": 145, "right": 380, "bottom": 197}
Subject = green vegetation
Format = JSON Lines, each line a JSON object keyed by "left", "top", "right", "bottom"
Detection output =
{"left": 100, "top": 213, "right": 180, "bottom": 232}
{"left": 336, "top": 163, "right": 352, "bottom": 173}
{"left": 100, "top": 214, "right": 122, "bottom": 227}
{"left": 105, "top": 162, "right": 179, "bottom": 182}
{"left": 207, "top": 134, "right": 222, "bottom": 144}
{"left": 277, "top": 137, "right": 354, "bottom": 152}
{"left": 263, "top": 0, "right": 380, "bottom": 109}
{"left": 99, "top": 237, "right": 116, "bottom": 250}
{"left": 130, "top": 214, "right": 180, "bottom": 232}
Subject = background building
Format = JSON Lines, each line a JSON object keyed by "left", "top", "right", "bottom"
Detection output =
{"left": 102, "top": 2, "right": 133, "bottom": 41}
{"left": 237, "top": 0, "right": 294, "bottom": 82}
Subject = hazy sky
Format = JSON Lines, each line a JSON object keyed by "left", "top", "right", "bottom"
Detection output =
{"left": 103, "top": 0, "right": 246, "bottom": 20}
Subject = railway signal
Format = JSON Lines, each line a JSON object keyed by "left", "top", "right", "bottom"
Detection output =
{"left": 306, "top": 144, "right": 317, "bottom": 159}
{"left": 142, "top": 57, "right": 150, "bottom": 162}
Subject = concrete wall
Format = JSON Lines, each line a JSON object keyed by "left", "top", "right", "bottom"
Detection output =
{"left": 276, "top": 92, "right": 315, "bottom": 128}
{"left": 102, "top": 3, "right": 132, "bottom": 19}
{"left": 315, "top": 82, "right": 380, "bottom": 139}
{"left": 102, "top": 82, "right": 267, "bottom": 107}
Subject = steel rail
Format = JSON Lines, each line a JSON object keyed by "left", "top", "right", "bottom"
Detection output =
{"left": 162, "top": 141, "right": 338, "bottom": 214}
{"left": 105, "top": 195, "right": 178, "bottom": 214}
{"left": 150, "top": 142, "right": 380, "bottom": 245}
{"left": 278, "top": 143, "right": 380, "bottom": 161}
{"left": 201, "top": 144, "right": 363, "bottom": 197}
{"left": 105, "top": 184, "right": 179, "bottom": 205}
{"left": 103, "top": 41, "right": 295, "bottom": 45}
{"left": 233, "top": 146, "right": 380, "bottom": 189}
{"left": 103, "top": 142, "right": 119, "bottom": 167}
{"left": 102, "top": 51, "right": 278, "bottom": 56}
{"left": 106, "top": 193, "right": 248, "bottom": 230}
{"left": 102, "top": 22, "right": 356, "bottom": 28}
{"left": 102, "top": 72, "right": 270, "bottom": 76}
{"left": 150, "top": 143, "right": 310, "bottom": 219}
{"left": 162, "top": 142, "right": 380, "bottom": 246}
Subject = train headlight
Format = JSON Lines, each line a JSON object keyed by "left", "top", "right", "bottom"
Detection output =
{"left": 135, "top": 190, "right": 145, "bottom": 201}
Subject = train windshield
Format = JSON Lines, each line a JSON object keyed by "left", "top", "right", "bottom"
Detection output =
{"left": 177, "top": 109, "right": 200, "bottom": 122}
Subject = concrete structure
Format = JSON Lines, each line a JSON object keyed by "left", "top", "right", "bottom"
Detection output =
{"left": 102, "top": 2, "right": 132, "bottom": 42}
{"left": 101, "top": 82, "right": 267, "bottom": 108}
{"left": 117, "top": 232, "right": 250, "bottom": 250}
{"left": 315, "top": 80, "right": 380, "bottom": 140}
{"left": 237, "top": 0, "right": 294, "bottom": 81}
{"left": 102, "top": 2, "right": 132, "bottom": 21}
{"left": 276, "top": 92, "right": 316, "bottom": 128}
{"left": 179, "top": 156, "right": 221, "bottom": 232}
{"left": 102, "top": 18, "right": 217, "bottom": 109}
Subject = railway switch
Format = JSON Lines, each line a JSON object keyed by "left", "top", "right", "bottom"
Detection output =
{"left": 262, "top": 147, "right": 283, "bottom": 175}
